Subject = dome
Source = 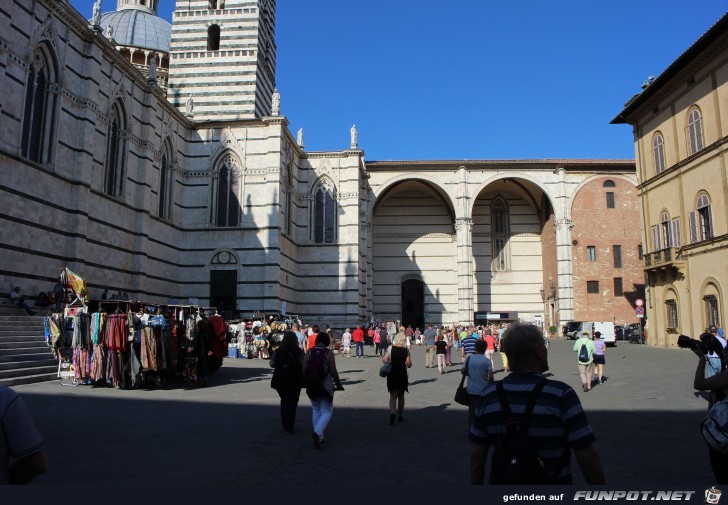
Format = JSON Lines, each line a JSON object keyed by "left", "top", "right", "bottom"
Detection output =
{"left": 98, "top": 9, "right": 171, "bottom": 53}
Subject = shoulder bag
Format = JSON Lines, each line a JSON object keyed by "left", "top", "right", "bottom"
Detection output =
{"left": 454, "top": 357, "right": 470, "bottom": 406}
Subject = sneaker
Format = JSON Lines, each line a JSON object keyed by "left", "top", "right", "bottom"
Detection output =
{"left": 389, "top": 413, "right": 396, "bottom": 426}
{"left": 312, "top": 432, "right": 321, "bottom": 449}
{"left": 283, "top": 429, "right": 295, "bottom": 435}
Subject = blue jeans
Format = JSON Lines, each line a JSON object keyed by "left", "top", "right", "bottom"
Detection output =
{"left": 355, "top": 341, "right": 364, "bottom": 357}
{"left": 311, "top": 397, "right": 333, "bottom": 438}
{"left": 706, "top": 356, "right": 722, "bottom": 378}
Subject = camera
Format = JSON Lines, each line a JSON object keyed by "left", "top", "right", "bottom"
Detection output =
{"left": 677, "top": 333, "right": 711, "bottom": 354}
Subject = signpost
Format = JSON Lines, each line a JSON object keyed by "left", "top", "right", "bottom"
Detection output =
{"left": 635, "top": 299, "right": 645, "bottom": 344}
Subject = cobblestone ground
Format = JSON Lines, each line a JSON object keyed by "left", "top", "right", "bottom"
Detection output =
{"left": 14, "top": 337, "right": 713, "bottom": 485}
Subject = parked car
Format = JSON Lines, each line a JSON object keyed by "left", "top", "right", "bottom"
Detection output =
{"left": 625, "top": 323, "right": 642, "bottom": 343}
{"left": 562, "top": 321, "right": 582, "bottom": 340}
{"left": 615, "top": 325, "right": 625, "bottom": 341}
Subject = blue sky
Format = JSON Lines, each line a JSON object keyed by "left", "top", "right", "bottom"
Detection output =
{"left": 72, "top": 1, "right": 726, "bottom": 161}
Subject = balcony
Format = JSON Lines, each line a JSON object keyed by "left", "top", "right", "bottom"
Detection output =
{"left": 644, "top": 247, "right": 685, "bottom": 271}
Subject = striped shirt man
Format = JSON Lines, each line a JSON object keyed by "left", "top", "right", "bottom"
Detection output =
{"left": 469, "top": 373, "right": 596, "bottom": 484}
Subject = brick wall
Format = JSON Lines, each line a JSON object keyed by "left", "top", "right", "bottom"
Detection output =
{"left": 571, "top": 177, "right": 645, "bottom": 325}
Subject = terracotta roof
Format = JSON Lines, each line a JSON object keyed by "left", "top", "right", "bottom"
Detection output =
{"left": 612, "top": 13, "right": 728, "bottom": 124}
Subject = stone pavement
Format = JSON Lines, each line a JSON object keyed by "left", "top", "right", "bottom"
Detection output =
{"left": 11, "top": 338, "right": 715, "bottom": 486}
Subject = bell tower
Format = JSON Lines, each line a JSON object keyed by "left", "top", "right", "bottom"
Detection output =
{"left": 167, "top": 0, "right": 276, "bottom": 121}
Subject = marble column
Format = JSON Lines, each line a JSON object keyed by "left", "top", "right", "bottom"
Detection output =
{"left": 455, "top": 218, "right": 474, "bottom": 325}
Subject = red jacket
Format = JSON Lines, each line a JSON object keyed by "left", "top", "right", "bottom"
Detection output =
{"left": 352, "top": 328, "right": 365, "bottom": 342}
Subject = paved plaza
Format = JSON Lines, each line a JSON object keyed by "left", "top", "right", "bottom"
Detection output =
{"left": 12, "top": 338, "right": 715, "bottom": 486}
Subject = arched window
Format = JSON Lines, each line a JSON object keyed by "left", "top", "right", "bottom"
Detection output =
{"left": 653, "top": 133, "right": 666, "bottom": 174}
{"left": 312, "top": 179, "right": 336, "bottom": 243}
{"left": 687, "top": 107, "right": 704, "bottom": 154}
{"left": 21, "top": 45, "right": 58, "bottom": 164}
{"left": 491, "top": 197, "right": 510, "bottom": 271}
{"left": 104, "top": 100, "right": 127, "bottom": 197}
{"left": 285, "top": 164, "right": 293, "bottom": 236}
{"left": 207, "top": 25, "right": 220, "bottom": 51}
{"left": 603, "top": 180, "right": 616, "bottom": 208}
{"left": 660, "top": 211, "right": 672, "bottom": 248}
{"left": 158, "top": 139, "right": 174, "bottom": 219}
{"left": 214, "top": 154, "right": 240, "bottom": 227}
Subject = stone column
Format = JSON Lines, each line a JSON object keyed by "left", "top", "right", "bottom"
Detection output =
{"left": 455, "top": 218, "right": 474, "bottom": 325}
{"left": 554, "top": 167, "right": 575, "bottom": 324}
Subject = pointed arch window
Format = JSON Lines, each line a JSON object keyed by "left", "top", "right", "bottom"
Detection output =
{"left": 21, "top": 45, "right": 58, "bottom": 164}
{"left": 687, "top": 107, "right": 704, "bottom": 155}
{"left": 214, "top": 154, "right": 240, "bottom": 227}
{"left": 285, "top": 164, "right": 293, "bottom": 236}
{"left": 104, "top": 100, "right": 127, "bottom": 197}
{"left": 491, "top": 197, "right": 510, "bottom": 271}
{"left": 653, "top": 132, "right": 666, "bottom": 174}
{"left": 313, "top": 179, "right": 336, "bottom": 244}
{"left": 158, "top": 139, "right": 174, "bottom": 220}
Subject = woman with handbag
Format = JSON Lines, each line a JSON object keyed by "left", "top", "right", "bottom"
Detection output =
{"left": 382, "top": 333, "right": 412, "bottom": 425}
{"left": 462, "top": 339, "right": 493, "bottom": 427}
{"left": 270, "top": 331, "right": 305, "bottom": 435}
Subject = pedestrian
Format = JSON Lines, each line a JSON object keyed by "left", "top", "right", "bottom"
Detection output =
{"left": 270, "top": 331, "right": 305, "bottom": 435}
{"left": 292, "top": 323, "right": 308, "bottom": 352}
{"left": 462, "top": 339, "right": 493, "bottom": 427}
{"left": 405, "top": 325, "right": 414, "bottom": 339}
{"left": 0, "top": 386, "right": 47, "bottom": 484}
{"left": 352, "top": 324, "right": 365, "bottom": 358}
{"left": 573, "top": 330, "right": 596, "bottom": 392}
{"left": 341, "top": 328, "right": 352, "bottom": 357}
{"left": 307, "top": 325, "right": 319, "bottom": 351}
{"left": 690, "top": 342, "right": 728, "bottom": 484}
{"left": 423, "top": 323, "right": 437, "bottom": 368}
{"left": 435, "top": 334, "right": 448, "bottom": 374}
{"left": 379, "top": 325, "right": 389, "bottom": 356}
{"left": 705, "top": 325, "right": 727, "bottom": 377}
{"left": 101, "top": 289, "right": 108, "bottom": 300}
{"left": 373, "top": 328, "right": 381, "bottom": 355}
{"left": 499, "top": 334, "right": 509, "bottom": 373}
{"left": 414, "top": 327, "right": 422, "bottom": 345}
{"left": 304, "top": 332, "right": 344, "bottom": 448}
{"left": 592, "top": 331, "right": 606, "bottom": 384}
{"left": 443, "top": 328, "right": 453, "bottom": 366}
{"left": 382, "top": 333, "right": 412, "bottom": 425}
{"left": 483, "top": 329, "right": 496, "bottom": 366}
{"left": 460, "top": 328, "right": 477, "bottom": 362}
{"left": 9, "top": 287, "right": 35, "bottom": 316}
{"left": 470, "top": 323, "right": 606, "bottom": 485}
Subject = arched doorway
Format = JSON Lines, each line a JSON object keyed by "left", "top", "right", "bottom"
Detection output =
{"left": 401, "top": 278, "right": 424, "bottom": 330}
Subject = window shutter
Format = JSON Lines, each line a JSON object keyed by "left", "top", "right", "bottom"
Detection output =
{"left": 689, "top": 212, "right": 698, "bottom": 243}
{"left": 672, "top": 219, "right": 682, "bottom": 247}
{"left": 651, "top": 225, "right": 661, "bottom": 251}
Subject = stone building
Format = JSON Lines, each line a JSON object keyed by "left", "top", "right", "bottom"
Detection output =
{"left": 0, "top": 0, "right": 641, "bottom": 330}
{"left": 612, "top": 13, "right": 728, "bottom": 346}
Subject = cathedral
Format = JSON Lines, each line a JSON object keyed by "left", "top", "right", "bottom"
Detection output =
{"left": 0, "top": 0, "right": 643, "bottom": 330}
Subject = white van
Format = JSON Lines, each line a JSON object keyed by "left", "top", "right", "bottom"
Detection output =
{"left": 577, "top": 322, "right": 616, "bottom": 346}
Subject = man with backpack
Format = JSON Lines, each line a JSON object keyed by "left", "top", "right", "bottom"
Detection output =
{"left": 469, "top": 324, "right": 606, "bottom": 485}
{"left": 573, "top": 330, "right": 597, "bottom": 392}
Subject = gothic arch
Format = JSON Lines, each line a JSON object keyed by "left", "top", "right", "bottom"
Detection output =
{"left": 311, "top": 175, "right": 337, "bottom": 243}
{"left": 211, "top": 151, "right": 242, "bottom": 227}
{"left": 210, "top": 248, "right": 240, "bottom": 268}
{"left": 21, "top": 42, "right": 60, "bottom": 165}
{"left": 468, "top": 173, "right": 556, "bottom": 218}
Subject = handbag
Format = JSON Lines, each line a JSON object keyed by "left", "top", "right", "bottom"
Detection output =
{"left": 379, "top": 360, "right": 392, "bottom": 377}
{"left": 454, "top": 358, "right": 470, "bottom": 406}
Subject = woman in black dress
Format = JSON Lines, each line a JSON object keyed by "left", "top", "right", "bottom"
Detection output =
{"left": 270, "top": 331, "right": 305, "bottom": 434}
{"left": 382, "top": 332, "right": 412, "bottom": 425}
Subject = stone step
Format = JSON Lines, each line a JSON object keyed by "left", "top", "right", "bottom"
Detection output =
{"left": 0, "top": 372, "right": 58, "bottom": 388}
{"left": 0, "top": 340, "right": 48, "bottom": 349}
{"left": 0, "top": 352, "right": 56, "bottom": 363}
{"left": 0, "top": 330, "right": 46, "bottom": 337}
{"left": 0, "top": 365, "right": 59, "bottom": 380}
{"left": 0, "top": 333, "right": 47, "bottom": 340}
{"left": 0, "top": 316, "right": 48, "bottom": 324}
{"left": 0, "top": 347, "right": 54, "bottom": 356}
{"left": 0, "top": 359, "right": 58, "bottom": 371}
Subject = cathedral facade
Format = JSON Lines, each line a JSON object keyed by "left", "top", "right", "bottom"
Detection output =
{"left": 0, "top": 0, "right": 642, "bottom": 330}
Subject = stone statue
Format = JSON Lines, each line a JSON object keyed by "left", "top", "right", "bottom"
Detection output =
{"left": 297, "top": 128, "right": 304, "bottom": 148}
{"left": 148, "top": 53, "right": 157, "bottom": 81}
{"left": 271, "top": 88, "right": 280, "bottom": 116}
{"left": 350, "top": 124, "right": 358, "bottom": 149}
{"left": 92, "top": 0, "right": 101, "bottom": 26}
{"left": 185, "top": 97, "right": 194, "bottom": 116}
{"left": 105, "top": 23, "right": 113, "bottom": 39}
